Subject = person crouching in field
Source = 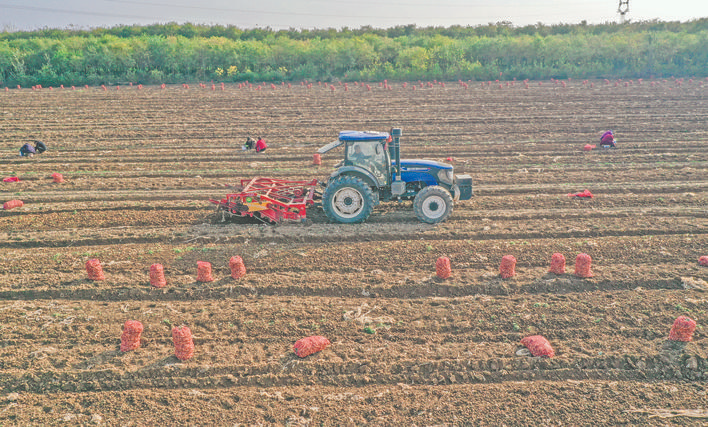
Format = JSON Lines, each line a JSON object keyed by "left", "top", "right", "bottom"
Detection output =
{"left": 600, "top": 130, "right": 616, "bottom": 148}
{"left": 255, "top": 137, "right": 267, "bottom": 153}
{"left": 19, "top": 140, "right": 47, "bottom": 157}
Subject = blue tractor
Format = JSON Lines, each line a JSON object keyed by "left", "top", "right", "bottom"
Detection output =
{"left": 317, "top": 128, "right": 473, "bottom": 223}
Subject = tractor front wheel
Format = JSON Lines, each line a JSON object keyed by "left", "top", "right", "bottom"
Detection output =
{"left": 413, "top": 186, "right": 453, "bottom": 224}
{"left": 322, "top": 175, "right": 375, "bottom": 223}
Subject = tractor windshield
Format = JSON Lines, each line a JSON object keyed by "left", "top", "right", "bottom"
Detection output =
{"left": 346, "top": 140, "right": 389, "bottom": 184}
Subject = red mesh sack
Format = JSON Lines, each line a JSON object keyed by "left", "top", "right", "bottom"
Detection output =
{"left": 567, "top": 189, "right": 594, "bottom": 198}
{"left": 293, "top": 335, "right": 331, "bottom": 358}
{"left": 313, "top": 153, "right": 322, "bottom": 165}
{"left": 86, "top": 259, "right": 105, "bottom": 281}
{"left": 172, "top": 326, "right": 195, "bottom": 361}
{"left": 574, "top": 253, "right": 593, "bottom": 278}
{"left": 2, "top": 177, "right": 20, "bottom": 182}
{"left": 668, "top": 316, "right": 696, "bottom": 342}
{"left": 196, "top": 261, "right": 214, "bottom": 282}
{"left": 435, "top": 256, "right": 451, "bottom": 279}
{"left": 52, "top": 173, "right": 64, "bottom": 183}
{"left": 229, "top": 256, "right": 246, "bottom": 279}
{"left": 583, "top": 144, "right": 596, "bottom": 151}
{"left": 549, "top": 253, "right": 566, "bottom": 274}
{"left": 120, "top": 320, "right": 143, "bottom": 352}
{"left": 500, "top": 255, "right": 516, "bottom": 279}
{"left": 699, "top": 256, "right": 708, "bottom": 267}
{"left": 149, "top": 263, "right": 166, "bottom": 288}
{"left": 3, "top": 200, "right": 23, "bottom": 210}
{"left": 520, "top": 335, "right": 555, "bottom": 358}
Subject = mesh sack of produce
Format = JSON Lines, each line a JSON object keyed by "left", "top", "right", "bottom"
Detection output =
{"left": 3, "top": 200, "right": 23, "bottom": 210}
{"left": 520, "top": 335, "right": 555, "bottom": 358}
{"left": 699, "top": 256, "right": 708, "bottom": 267}
{"left": 172, "top": 326, "right": 195, "bottom": 361}
{"left": 499, "top": 255, "right": 517, "bottom": 279}
{"left": 196, "top": 261, "right": 214, "bottom": 282}
{"left": 548, "top": 253, "right": 566, "bottom": 274}
{"left": 668, "top": 316, "right": 696, "bottom": 342}
{"left": 149, "top": 263, "right": 167, "bottom": 288}
{"left": 120, "top": 320, "right": 143, "bottom": 352}
{"left": 435, "top": 256, "right": 451, "bottom": 279}
{"left": 86, "top": 259, "right": 105, "bottom": 281}
{"left": 574, "top": 253, "right": 593, "bottom": 278}
{"left": 293, "top": 335, "right": 331, "bottom": 358}
{"left": 229, "top": 256, "right": 246, "bottom": 279}
{"left": 52, "top": 173, "right": 64, "bottom": 183}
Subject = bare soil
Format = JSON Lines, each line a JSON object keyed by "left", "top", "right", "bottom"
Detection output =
{"left": 1, "top": 79, "right": 708, "bottom": 426}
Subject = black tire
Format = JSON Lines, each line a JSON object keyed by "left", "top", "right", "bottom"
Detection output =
{"left": 413, "top": 185, "right": 453, "bottom": 224}
{"left": 322, "top": 175, "right": 375, "bottom": 223}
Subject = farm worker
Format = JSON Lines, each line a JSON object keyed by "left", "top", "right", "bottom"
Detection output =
{"left": 34, "top": 140, "right": 47, "bottom": 153}
{"left": 244, "top": 137, "right": 255, "bottom": 150}
{"left": 19, "top": 140, "right": 47, "bottom": 157}
{"left": 349, "top": 144, "right": 371, "bottom": 165}
{"left": 255, "top": 137, "right": 267, "bottom": 153}
{"left": 19, "top": 143, "right": 36, "bottom": 157}
{"left": 600, "top": 130, "right": 616, "bottom": 147}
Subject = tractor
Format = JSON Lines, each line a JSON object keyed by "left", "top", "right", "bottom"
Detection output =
{"left": 317, "top": 128, "right": 473, "bottom": 223}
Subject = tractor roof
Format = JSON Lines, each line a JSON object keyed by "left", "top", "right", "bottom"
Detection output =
{"left": 317, "top": 130, "right": 390, "bottom": 154}
{"left": 338, "top": 131, "right": 390, "bottom": 141}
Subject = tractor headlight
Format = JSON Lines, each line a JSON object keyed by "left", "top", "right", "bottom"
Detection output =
{"left": 438, "top": 169, "right": 454, "bottom": 185}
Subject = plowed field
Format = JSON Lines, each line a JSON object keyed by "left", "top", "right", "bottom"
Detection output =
{"left": 1, "top": 79, "right": 708, "bottom": 425}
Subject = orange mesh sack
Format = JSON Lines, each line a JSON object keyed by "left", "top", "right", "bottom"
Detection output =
{"left": 574, "top": 253, "right": 593, "bottom": 278}
{"left": 435, "top": 256, "right": 451, "bottom": 279}
{"left": 500, "top": 255, "right": 517, "bottom": 279}
{"left": 293, "top": 335, "right": 331, "bottom": 358}
{"left": 520, "top": 335, "right": 555, "bottom": 358}
{"left": 313, "top": 153, "right": 322, "bottom": 165}
{"left": 196, "top": 261, "right": 214, "bottom": 282}
{"left": 548, "top": 253, "right": 566, "bottom": 274}
{"left": 149, "top": 263, "right": 167, "bottom": 288}
{"left": 52, "top": 173, "right": 64, "bottom": 183}
{"left": 3, "top": 200, "right": 23, "bottom": 210}
{"left": 229, "top": 256, "right": 246, "bottom": 279}
{"left": 172, "top": 326, "right": 195, "bottom": 361}
{"left": 86, "top": 259, "right": 105, "bottom": 281}
{"left": 120, "top": 320, "right": 143, "bottom": 352}
{"left": 668, "top": 316, "right": 696, "bottom": 342}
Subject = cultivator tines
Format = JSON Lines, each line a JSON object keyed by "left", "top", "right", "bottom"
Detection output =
{"left": 210, "top": 177, "right": 318, "bottom": 223}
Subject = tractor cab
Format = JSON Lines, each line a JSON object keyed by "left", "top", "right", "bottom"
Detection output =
{"left": 318, "top": 130, "right": 392, "bottom": 188}
{"left": 344, "top": 136, "right": 390, "bottom": 185}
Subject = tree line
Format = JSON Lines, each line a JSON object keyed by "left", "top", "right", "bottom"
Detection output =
{"left": 1, "top": 19, "right": 707, "bottom": 86}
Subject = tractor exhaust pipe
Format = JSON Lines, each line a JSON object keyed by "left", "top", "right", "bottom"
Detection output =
{"left": 390, "top": 128, "right": 405, "bottom": 196}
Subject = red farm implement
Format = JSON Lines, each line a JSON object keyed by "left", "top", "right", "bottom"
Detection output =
{"left": 210, "top": 177, "right": 318, "bottom": 223}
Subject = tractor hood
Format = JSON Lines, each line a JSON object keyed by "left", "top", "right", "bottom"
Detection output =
{"left": 397, "top": 159, "right": 453, "bottom": 171}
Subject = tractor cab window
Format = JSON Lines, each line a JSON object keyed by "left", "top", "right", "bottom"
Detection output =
{"left": 346, "top": 140, "right": 388, "bottom": 183}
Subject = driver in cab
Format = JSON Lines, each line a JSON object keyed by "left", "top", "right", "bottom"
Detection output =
{"left": 349, "top": 144, "right": 371, "bottom": 166}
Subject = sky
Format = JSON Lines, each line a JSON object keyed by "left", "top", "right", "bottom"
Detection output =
{"left": 1, "top": 0, "right": 707, "bottom": 32}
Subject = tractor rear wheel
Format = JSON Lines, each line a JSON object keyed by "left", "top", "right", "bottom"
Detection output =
{"left": 413, "top": 185, "right": 453, "bottom": 223}
{"left": 322, "top": 175, "right": 375, "bottom": 223}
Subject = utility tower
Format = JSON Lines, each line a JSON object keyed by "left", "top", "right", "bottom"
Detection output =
{"left": 618, "top": 0, "right": 630, "bottom": 23}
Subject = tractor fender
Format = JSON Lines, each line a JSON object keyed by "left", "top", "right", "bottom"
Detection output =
{"left": 328, "top": 166, "right": 383, "bottom": 189}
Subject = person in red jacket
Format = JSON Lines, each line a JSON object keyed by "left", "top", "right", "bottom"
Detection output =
{"left": 600, "top": 130, "right": 616, "bottom": 148}
{"left": 255, "top": 137, "right": 267, "bottom": 153}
